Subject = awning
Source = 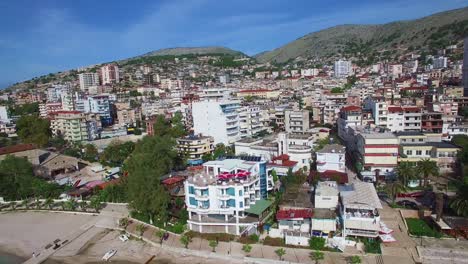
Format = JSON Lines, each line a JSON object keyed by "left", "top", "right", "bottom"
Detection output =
{"left": 245, "top": 199, "right": 273, "bottom": 216}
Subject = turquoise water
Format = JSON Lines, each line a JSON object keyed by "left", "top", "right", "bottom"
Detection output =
{"left": 0, "top": 254, "right": 24, "bottom": 264}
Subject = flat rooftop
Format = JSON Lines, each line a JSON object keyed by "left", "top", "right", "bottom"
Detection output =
{"left": 317, "top": 144, "right": 345, "bottom": 154}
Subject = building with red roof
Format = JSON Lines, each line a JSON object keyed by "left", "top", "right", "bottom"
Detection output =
{"left": 267, "top": 154, "right": 299, "bottom": 176}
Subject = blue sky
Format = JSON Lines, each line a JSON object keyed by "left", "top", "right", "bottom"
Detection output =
{"left": 1, "top": 0, "right": 468, "bottom": 89}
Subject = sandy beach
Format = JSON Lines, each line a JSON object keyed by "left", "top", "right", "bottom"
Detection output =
{"left": 0, "top": 211, "right": 244, "bottom": 264}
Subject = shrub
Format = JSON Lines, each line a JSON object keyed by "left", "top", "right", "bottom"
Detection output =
{"left": 263, "top": 236, "right": 284, "bottom": 247}
{"left": 309, "top": 237, "right": 326, "bottom": 250}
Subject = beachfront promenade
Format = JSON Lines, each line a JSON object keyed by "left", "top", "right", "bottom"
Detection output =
{"left": 5, "top": 203, "right": 416, "bottom": 264}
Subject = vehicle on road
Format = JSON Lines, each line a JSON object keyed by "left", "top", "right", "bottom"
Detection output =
{"left": 119, "top": 234, "right": 129, "bottom": 242}
{"left": 396, "top": 200, "right": 418, "bottom": 210}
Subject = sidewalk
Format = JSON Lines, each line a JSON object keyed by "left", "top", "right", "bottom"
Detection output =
{"left": 124, "top": 220, "right": 379, "bottom": 264}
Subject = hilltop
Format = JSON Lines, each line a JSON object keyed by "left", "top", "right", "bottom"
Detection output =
{"left": 255, "top": 7, "right": 468, "bottom": 63}
{"left": 137, "top": 46, "right": 245, "bottom": 57}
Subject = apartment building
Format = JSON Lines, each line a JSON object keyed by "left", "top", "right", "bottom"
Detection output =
{"left": 316, "top": 144, "right": 346, "bottom": 173}
{"left": 192, "top": 100, "right": 241, "bottom": 145}
{"left": 177, "top": 135, "right": 214, "bottom": 166}
{"left": 403, "top": 106, "right": 422, "bottom": 131}
{"left": 334, "top": 60, "right": 351, "bottom": 78}
{"left": 340, "top": 182, "right": 382, "bottom": 238}
{"left": 85, "top": 95, "right": 112, "bottom": 126}
{"left": 78, "top": 72, "right": 100, "bottom": 91}
{"left": 337, "top": 106, "right": 362, "bottom": 141}
{"left": 422, "top": 112, "right": 444, "bottom": 133}
{"left": 184, "top": 157, "right": 274, "bottom": 235}
{"left": 285, "top": 110, "right": 309, "bottom": 133}
{"left": 100, "top": 64, "right": 120, "bottom": 85}
{"left": 356, "top": 132, "right": 399, "bottom": 179}
{"left": 387, "top": 106, "right": 405, "bottom": 132}
{"left": 238, "top": 106, "right": 263, "bottom": 138}
{"left": 50, "top": 111, "right": 89, "bottom": 142}
{"left": 396, "top": 132, "right": 460, "bottom": 174}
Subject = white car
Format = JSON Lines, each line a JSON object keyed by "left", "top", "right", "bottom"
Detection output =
{"left": 119, "top": 234, "right": 129, "bottom": 242}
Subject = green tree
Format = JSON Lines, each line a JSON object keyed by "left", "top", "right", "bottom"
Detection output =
{"left": 99, "top": 141, "right": 135, "bottom": 167}
{"left": 213, "top": 143, "right": 234, "bottom": 159}
{"left": 275, "top": 248, "right": 286, "bottom": 261}
{"left": 310, "top": 250, "right": 324, "bottom": 264}
{"left": 180, "top": 234, "right": 192, "bottom": 248}
{"left": 90, "top": 196, "right": 102, "bottom": 212}
{"left": 65, "top": 199, "right": 78, "bottom": 211}
{"left": 417, "top": 159, "right": 439, "bottom": 187}
{"left": 242, "top": 244, "right": 252, "bottom": 256}
{"left": 309, "top": 237, "right": 326, "bottom": 250}
{"left": 0, "top": 155, "right": 34, "bottom": 200}
{"left": 79, "top": 201, "right": 88, "bottom": 211}
{"left": 125, "top": 135, "right": 175, "bottom": 225}
{"left": 16, "top": 115, "right": 50, "bottom": 146}
{"left": 44, "top": 197, "right": 54, "bottom": 210}
{"left": 385, "top": 181, "right": 406, "bottom": 204}
{"left": 271, "top": 170, "right": 279, "bottom": 184}
{"left": 450, "top": 184, "right": 468, "bottom": 217}
{"left": 155, "top": 229, "right": 165, "bottom": 245}
{"left": 349, "top": 255, "right": 362, "bottom": 264}
{"left": 209, "top": 240, "right": 218, "bottom": 252}
{"left": 396, "top": 162, "right": 416, "bottom": 187}
{"left": 83, "top": 144, "right": 98, "bottom": 162}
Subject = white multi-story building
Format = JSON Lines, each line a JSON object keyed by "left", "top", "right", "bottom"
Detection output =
{"left": 78, "top": 72, "right": 100, "bottom": 91}
{"left": 84, "top": 95, "right": 112, "bottom": 126}
{"left": 50, "top": 111, "right": 89, "bottom": 142}
{"left": 334, "top": 60, "right": 352, "bottom": 78}
{"left": 100, "top": 64, "right": 120, "bottom": 85}
{"left": 238, "top": 106, "right": 263, "bottom": 138}
{"left": 185, "top": 158, "right": 274, "bottom": 235}
{"left": 316, "top": 144, "right": 346, "bottom": 173}
{"left": 200, "top": 87, "right": 231, "bottom": 101}
{"left": 340, "top": 182, "right": 382, "bottom": 238}
{"left": 433, "top": 56, "right": 448, "bottom": 69}
{"left": 387, "top": 106, "right": 405, "bottom": 132}
{"left": 192, "top": 100, "right": 241, "bottom": 145}
{"left": 0, "top": 106, "right": 10, "bottom": 123}
{"left": 314, "top": 181, "right": 339, "bottom": 209}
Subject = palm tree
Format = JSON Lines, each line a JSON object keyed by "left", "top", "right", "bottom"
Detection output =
{"left": 417, "top": 159, "right": 439, "bottom": 187}
{"left": 349, "top": 255, "right": 362, "bottom": 264}
{"left": 180, "top": 234, "right": 192, "bottom": 249}
{"left": 44, "top": 197, "right": 54, "bottom": 210}
{"left": 209, "top": 240, "right": 218, "bottom": 252}
{"left": 396, "top": 162, "right": 416, "bottom": 187}
{"left": 65, "top": 199, "right": 78, "bottom": 211}
{"left": 242, "top": 244, "right": 252, "bottom": 257}
{"left": 385, "top": 181, "right": 406, "bottom": 205}
{"left": 450, "top": 184, "right": 468, "bottom": 217}
{"left": 310, "top": 250, "right": 324, "bottom": 264}
{"left": 275, "top": 248, "right": 286, "bottom": 261}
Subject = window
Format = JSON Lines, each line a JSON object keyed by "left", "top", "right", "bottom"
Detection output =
{"left": 406, "top": 150, "right": 413, "bottom": 155}
{"left": 416, "top": 150, "right": 422, "bottom": 155}
{"left": 239, "top": 190, "right": 243, "bottom": 196}
{"left": 239, "top": 202, "right": 243, "bottom": 208}
{"left": 419, "top": 139, "right": 423, "bottom": 142}
{"left": 189, "top": 186, "right": 195, "bottom": 195}
{"left": 189, "top": 197, "right": 197, "bottom": 206}
{"left": 426, "top": 150, "right": 430, "bottom": 155}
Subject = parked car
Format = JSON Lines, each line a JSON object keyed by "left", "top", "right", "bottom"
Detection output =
{"left": 119, "top": 234, "right": 129, "bottom": 242}
{"left": 396, "top": 200, "right": 418, "bottom": 210}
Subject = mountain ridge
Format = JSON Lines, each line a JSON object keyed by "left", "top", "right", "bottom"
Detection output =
{"left": 255, "top": 6, "right": 468, "bottom": 63}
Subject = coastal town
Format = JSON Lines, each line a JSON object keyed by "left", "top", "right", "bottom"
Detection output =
{"left": 1, "top": 4, "right": 468, "bottom": 264}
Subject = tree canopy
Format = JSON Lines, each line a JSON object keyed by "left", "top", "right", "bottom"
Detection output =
{"left": 16, "top": 115, "right": 51, "bottom": 147}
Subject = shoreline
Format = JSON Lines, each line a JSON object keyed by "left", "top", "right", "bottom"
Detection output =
{"left": 0, "top": 248, "right": 26, "bottom": 264}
